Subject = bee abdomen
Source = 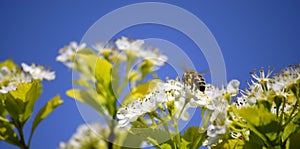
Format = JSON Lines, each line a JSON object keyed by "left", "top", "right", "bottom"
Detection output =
{"left": 182, "top": 70, "right": 206, "bottom": 92}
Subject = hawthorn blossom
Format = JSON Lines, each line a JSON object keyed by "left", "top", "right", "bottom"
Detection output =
{"left": 116, "top": 80, "right": 182, "bottom": 127}
{"left": 207, "top": 124, "right": 226, "bottom": 138}
{"left": 271, "top": 64, "right": 300, "bottom": 92}
{"left": 0, "top": 66, "right": 31, "bottom": 93}
{"left": 56, "top": 41, "right": 86, "bottom": 68}
{"left": 58, "top": 122, "right": 108, "bottom": 149}
{"left": 250, "top": 67, "right": 274, "bottom": 87}
{"left": 115, "top": 37, "right": 168, "bottom": 69}
{"left": 21, "top": 63, "right": 55, "bottom": 81}
{"left": 0, "top": 82, "right": 17, "bottom": 93}
{"left": 116, "top": 79, "right": 240, "bottom": 129}
{"left": 200, "top": 80, "right": 240, "bottom": 146}
{"left": 117, "top": 95, "right": 156, "bottom": 127}
{"left": 115, "top": 37, "right": 144, "bottom": 52}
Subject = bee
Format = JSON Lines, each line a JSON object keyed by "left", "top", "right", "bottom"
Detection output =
{"left": 182, "top": 70, "right": 206, "bottom": 92}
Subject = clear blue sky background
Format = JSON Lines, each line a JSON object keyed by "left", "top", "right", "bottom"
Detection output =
{"left": 0, "top": 1, "right": 300, "bottom": 149}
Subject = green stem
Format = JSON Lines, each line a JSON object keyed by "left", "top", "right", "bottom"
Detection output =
{"left": 116, "top": 78, "right": 128, "bottom": 98}
{"left": 234, "top": 121, "right": 272, "bottom": 148}
{"left": 178, "top": 101, "right": 188, "bottom": 122}
{"left": 248, "top": 124, "right": 272, "bottom": 148}
{"left": 153, "top": 112, "right": 170, "bottom": 134}
{"left": 284, "top": 93, "right": 299, "bottom": 127}
{"left": 192, "top": 133, "right": 204, "bottom": 149}
{"left": 172, "top": 118, "right": 181, "bottom": 149}
{"left": 279, "top": 97, "right": 286, "bottom": 125}
{"left": 15, "top": 122, "right": 29, "bottom": 149}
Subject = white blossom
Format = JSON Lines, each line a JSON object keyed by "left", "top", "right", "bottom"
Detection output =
{"left": 56, "top": 41, "right": 86, "bottom": 68}
{"left": 117, "top": 79, "right": 240, "bottom": 128}
{"left": 21, "top": 63, "right": 55, "bottom": 81}
{"left": 0, "top": 82, "right": 17, "bottom": 93}
{"left": 270, "top": 64, "right": 300, "bottom": 92}
{"left": 0, "top": 66, "right": 32, "bottom": 94}
{"left": 115, "top": 37, "right": 168, "bottom": 69}
{"left": 207, "top": 124, "right": 227, "bottom": 138}
{"left": 58, "top": 122, "right": 108, "bottom": 149}
{"left": 115, "top": 37, "right": 144, "bottom": 52}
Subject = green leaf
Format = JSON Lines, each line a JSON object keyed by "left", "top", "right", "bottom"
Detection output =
{"left": 29, "top": 95, "right": 63, "bottom": 143}
{"left": 0, "top": 120, "right": 20, "bottom": 146}
{"left": 130, "top": 128, "right": 171, "bottom": 146}
{"left": 122, "top": 80, "right": 158, "bottom": 106}
{"left": 282, "top": 109, "right": 300, "bottom": 141}
{"left": 73, "top": 78, "right": 93, "bottom": 89}
{"left": 182, "top": 126, "right": 206, "bottom": 149}
{"left": 179, "top": 139, "right": 190, "bottom": 149}
{"left": 235, "top": 106, "right": 276, "bottom": 127}
{"left": 75, "top": 49, "right": 99, "bottom": 81}
{"left": 9, "top": 81, "right": 39, "bottom": 102}
{"left": 120, "top": 132, "right": 147, "bottom": 149}
{"left": 94, "top": 58, "right": 113, "bottom": 87}
{"left": 213, "top": 139, "right": 244, "bottom": 149}
{"left": 66, "top": 89, "right": 107, "bottom": 115}
{"left": 23, "top": 81, "right": 42, "bottom": 122}
{"left": 5, "top": 81, "right": 42, "bottom": 124}
{"left": 274, "top": 95, "right": 283, "bottom": 116}
{"left": 0, "top": 59, "right": 19, "bottom": 71}
{"left": 4, "top": 93, "right": 26, "bottom": 123}
{"left": 139, "top": 60, "right": 154, "bottom": 80}
{"left": 234, "top": 106, "right": 282, "bottom": 147}
{"left": 256, "top": 120, "right": 281, "bottom": 145}
{"left": 289, "top": 129, "right": 300, "bottom": 149}
{"left": 0, "top": 96, "right": 7, "bottom": 117}
{"left": 244, "top": 132, "right": 265, "bottom": 149}
{"left": 159, "top": 143, "right": 172, "bottom": 149}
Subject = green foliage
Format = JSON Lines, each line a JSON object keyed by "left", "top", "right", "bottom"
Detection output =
{"left": 30, "top": 95, "right": 63, "bottom": 142}
{"left": 0, "top": 59, "right": 61, "bottom": 149}
{"left": 182, "top": 126, "right": 207, "bottom": 149}
{"left": 56, "top": 40, "right": 300, "bottom": 149}
{"left": 130, "top": 127, "right": 172, "bottom": 145}
{"left": 213, "top": 139, "right": 244, "bottom": 149}
{"left": 122, "top": 80, "right": 158, "bottom": 106}
{"left": 0, "top": 120, "right": 20, "bottom": 146}
{"left": 66, "top": 89, "right": 107, "bottom": 116}
{"left": 0, "top": 59, "right": 19, "bottom": 71}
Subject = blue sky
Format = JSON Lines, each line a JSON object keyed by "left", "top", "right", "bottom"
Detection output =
{"left": 0, "top": 1, "right": 300, "bottom": 149}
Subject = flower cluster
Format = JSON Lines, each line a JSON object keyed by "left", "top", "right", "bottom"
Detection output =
{"left": 0, "top": 62, "right": 55, "bottom": 94}
{"left": 201, "top": 80, "right": 240, "bottom": 146}
{"left": 56, "top": 37, "right": 168, "bottom": 71}
{"left": 56, "top": 42, "right": 86, "bottom": 68}
{"left": 116, "top": 79, "right": 183, "bottom": 127}
{"left": 115, "top": 37, "right": 168, "bottom": 69}
{"left": 58, "top": 123, "right": 109, "bottom": 149}
{"left": 116, "top": 77, "right": 240, "bottom": 140}
{"left": 235, "top": 64, "right": 300, "bottom": 113}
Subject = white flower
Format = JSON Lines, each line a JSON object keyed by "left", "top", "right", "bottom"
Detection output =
{"left": 250, "top": 67, "right": 274, "bottom": 84}
{"left": 115, "top": 37, "right": 168, "bottom": 70}
{"left": 56, "top": 41, "right": 86, "bottom": 68}
{"left": 226, "top": 80, "right": 240, "bottom": 95}
{"left": 0, "top": 66, "right": 31, "bottom": 94}
{"left": 138, "top": 48, "right": 168, "bottom": 70}
{"left": 174, "top": 97, "right": 190, "bottom": 121}
{"left": 271, "top": 64, "right": 300, "bottom": 92}
{"left": 0, "top": 82, "right": 17, "bottom": 93}
{"left": 115, "top": 37, "right": 144, "bottom": 51}
{"left": 58, "top": 122, "right": 108, "bottom": 149}
{"left": 21, "top": 63, "right": 55, "bottom": 81}
{"left": 235, "top": 97, "right": 248, "bottom": 109}
{"left": 0, "top": 66, "right": 11, "bottom": 80}
{"left": 207, "top": 124, "right": 227, "bottom": 138}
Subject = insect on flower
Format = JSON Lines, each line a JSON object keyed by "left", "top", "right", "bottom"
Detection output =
{"left": 182, "top": 70, "right": 206, "bottom": 92}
